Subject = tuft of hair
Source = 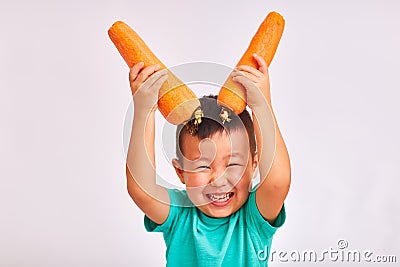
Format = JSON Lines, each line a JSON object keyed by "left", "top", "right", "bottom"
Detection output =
{"left": 175, "top": 94, "right": 256, "bottom": 165}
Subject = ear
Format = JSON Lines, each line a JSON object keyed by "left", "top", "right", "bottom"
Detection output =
{"left": 172, "top": 158, "right": 185, "bottom": 184}
{"left": 251, "top": 151, "right": 259, "bottom": 179}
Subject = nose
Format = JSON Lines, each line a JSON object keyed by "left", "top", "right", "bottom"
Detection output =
{"left": 210, "top": 169, "right": 228, "bottom": 187}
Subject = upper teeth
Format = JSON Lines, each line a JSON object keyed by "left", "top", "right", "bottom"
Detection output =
{"left": 207, "top": 192, "right": 232, "bottom": 202}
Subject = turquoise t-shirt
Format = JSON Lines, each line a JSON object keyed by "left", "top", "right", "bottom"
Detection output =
{"left": 144, "top": 188, "right": 286, "bottom": 267}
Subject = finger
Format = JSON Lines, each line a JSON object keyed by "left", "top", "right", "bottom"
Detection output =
{"left": 253, "top": 54, "right": 268, "bottom": 74}
{"left": 151, "top": 73, "right": 169, "bottom": 93}
{"left": 235, "top": 65, "right": 263, "bottom": 78}
{"left": 232, "top": 74, "right": 258, "bottom": 91}
{"left": 136, "top": 64, "right": 161, "bottom": 84}
{"left": 142, "top": 69, "right": 168, "bottom": 90}
{"left": 129, "top": 62, "right": 145, "bottom": 83}
{"left": 231, "top": 69, "right": 259, "bottom": 83}
{"left": 142, "top": 72, "right": 169, "bottom": 105}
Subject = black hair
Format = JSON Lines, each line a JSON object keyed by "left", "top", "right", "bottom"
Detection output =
{"left": 176, "top": 94, "right": 256, "bottom": 166}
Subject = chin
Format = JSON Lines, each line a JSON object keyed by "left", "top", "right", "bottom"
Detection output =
{"left": 202, "top": 207, "right": 232, "bottom": 218}
{"left": 188, "top": 190, "right": 248, "bottom": 218}
{"left": 202, "top": 200, "right": 240, "bottom": 218}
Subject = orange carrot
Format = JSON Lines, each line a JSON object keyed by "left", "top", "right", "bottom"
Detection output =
{"left": 108, "top": 21, "right": 200, "bottom": 125}
{"left": 217, "top": 11, "right": 285, "bottom": 114}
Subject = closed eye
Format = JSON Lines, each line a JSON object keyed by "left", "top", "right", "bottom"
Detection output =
{"left": 197, "top": 165, "right": 211, "bottom": 170}
{"left": 227, "top": 163, "right": 241, "bottom": 167}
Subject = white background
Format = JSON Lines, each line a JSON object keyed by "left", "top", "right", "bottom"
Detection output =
{"left": 1, "top": 0, "right": 399, "bottom": 266}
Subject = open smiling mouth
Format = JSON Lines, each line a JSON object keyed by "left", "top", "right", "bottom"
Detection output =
{"left": 206, "top": 192, "right": 235, "bottom": 204}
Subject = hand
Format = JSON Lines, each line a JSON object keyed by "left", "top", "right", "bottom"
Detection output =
{"left": 129, "top": 62, "right": 168, "bottom": 113}
{"left": 231, "top": 54, "right": 271, "bottom": 109}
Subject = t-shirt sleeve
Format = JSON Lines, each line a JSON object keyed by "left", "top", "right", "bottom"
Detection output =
{"left": 144, "top": 188, "right": 191, "bottom": 233}
{"left": 245, "top": 189, "right": 286, "bottom": 237}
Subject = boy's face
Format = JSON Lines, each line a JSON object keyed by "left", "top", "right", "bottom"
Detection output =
{"left": 172, "top": 129, "right": 258, "bottom": 218}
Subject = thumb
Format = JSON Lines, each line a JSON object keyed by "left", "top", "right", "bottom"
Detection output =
{"left": 253, "top": 54, "right": 269, "bottom": 75}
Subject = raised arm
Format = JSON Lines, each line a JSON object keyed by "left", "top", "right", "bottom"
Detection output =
{"left": 231, "top": 54, "right": 291, "bottom": 224}
{"left": 126, "top": 62, "right": 170, "bottom": 224}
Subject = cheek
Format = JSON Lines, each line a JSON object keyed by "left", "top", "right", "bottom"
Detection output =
{"left": 184, "top": 173, "right": 211, "bottom": 205}
{"left": 226, "top": 167, "right": 245, "bottom": 183}
{"left": 184, "top": 172, "right": 210, "bottom": 188}
{"left": 229, "top": 166, "right": 253, "bottom": 190}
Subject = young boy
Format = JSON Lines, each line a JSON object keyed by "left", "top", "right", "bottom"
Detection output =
{"left": 125, "top": 54, "right": 291, "bottom": 266}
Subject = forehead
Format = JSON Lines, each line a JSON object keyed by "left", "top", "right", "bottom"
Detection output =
{"left": 179, "top": 129, "right": 250, "bottom": 161}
